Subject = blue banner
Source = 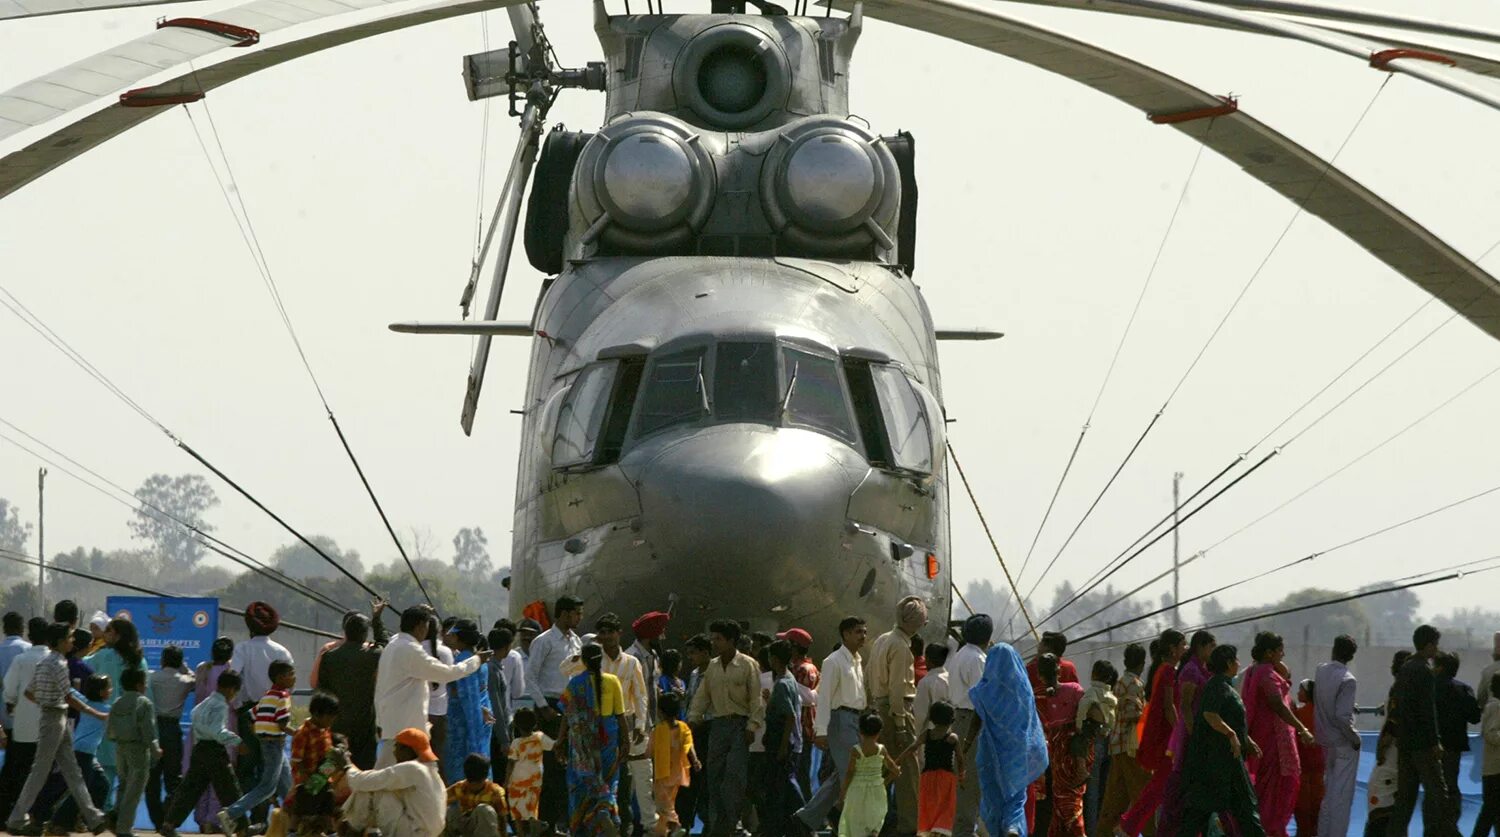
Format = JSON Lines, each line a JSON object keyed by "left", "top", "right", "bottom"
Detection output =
{"left": 106, "top": 596, "right": 219, "bottom": 671}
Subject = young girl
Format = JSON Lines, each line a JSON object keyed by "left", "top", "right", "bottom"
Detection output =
{"left": 649, "top": 692, "right": 699, "bottom": 836}
{"left": 505, "top": 708, "right": 554, "bottom": 837}
{"left": 657, "top": 650, "right": 686, "bottom": 720}
{"left": 899, "top": 700, "right": 962, "bottom": 837}
{"left": 839, "top": 712, "right": 901, "bottom": 837}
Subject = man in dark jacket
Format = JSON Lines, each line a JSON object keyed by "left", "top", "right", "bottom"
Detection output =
{"left": 317, "top": 612, "right": 388, "bottom": 768}
{"left": 1387, "top": 625, "right": 1462, "bottom": 837}
{"left": 1434, "top": 652, "right": 1481, "bottom": 824}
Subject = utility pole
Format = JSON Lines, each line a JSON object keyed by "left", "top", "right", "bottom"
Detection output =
{"left": 37, "top": 467, "right": 47, "bottom": 615}
{"left": 1172, "top": 471, "right": 1182, "bottom": 625}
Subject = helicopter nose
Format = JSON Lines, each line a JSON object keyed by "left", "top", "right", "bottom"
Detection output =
{"left": 632, "top": 426, "right": 858, "bottom": 589}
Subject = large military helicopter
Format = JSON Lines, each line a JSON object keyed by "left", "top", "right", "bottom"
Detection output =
{"left": 395, "top": 1, "right": 973, "bottom": 641}
{"left": 5, "top": 0, "right": 1500, "bottom": 646}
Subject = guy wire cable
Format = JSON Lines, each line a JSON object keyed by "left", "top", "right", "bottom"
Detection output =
{"left": 1011, "top": 143, "right": 1210, "bottom": 605}
{"left": 1018, "top": 77, "right": 1393, "bottom": 614}
{"left": 948, "top": 440, "right": 1039, "bottom": 642}
{"left": 1074, "top": 553, "right": 1500, "bottom": 649}
{"left": 1037, "top": 295, "right": 1464, "bottom": 631}
{"left": 1054, "top": 476, "right": 1500, "bottom": 639}
{"left": 0, "top": 547, "right": 342, "bottom": 640}
{"left": 0, "top": 278, "right": 383, "bottom": 602}
{"left": 0, "top": 419, "right": 353, "bottom": 615}
{"left": 182, "top": 98, "right": 432, "bottom": 607}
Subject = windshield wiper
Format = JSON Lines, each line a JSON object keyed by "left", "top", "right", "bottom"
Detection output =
{"left": 697, "top": 360, "right": 711, "bottom": 414}
{"left": 779, "top": 361, "right": 800, "bottom": 417}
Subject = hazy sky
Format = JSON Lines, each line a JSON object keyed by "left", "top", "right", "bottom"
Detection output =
{"left": 3, "top": 0, "right": 1500, "bottom": 626}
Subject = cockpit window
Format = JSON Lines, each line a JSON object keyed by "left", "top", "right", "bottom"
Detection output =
{"left": 781, "top": 348, "right": 856, "bottom": 442}
{"left": 869, "top": 364, "right": 933, "bottom": 474}
{"left": 714, "top": 342, "right": 778, "bottom": 422}
{"left": 636, "top": 348, "right": 708, "bottom": 436}
{"left": 552, "top": 362, "right": 617, "bottom": 469}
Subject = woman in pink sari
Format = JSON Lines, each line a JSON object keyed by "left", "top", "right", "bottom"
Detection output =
{"left": 1240, "top": 632, "right": 1314, "bottom": 837}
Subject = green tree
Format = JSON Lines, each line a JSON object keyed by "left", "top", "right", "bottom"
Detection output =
{"left": 1200, "top": 587, "right": 1370, "bottom": 648}
{"left": 272, "top": 536, "right": 365, "bottom": 581}
{"left": 0, "top": 497, "right": 32, "bottom": 553}
{"left": 452, "top": 527, "right": 492, "bottom": 577}
{"left": 128, "top": 474, "right": 220, "bottom": 571}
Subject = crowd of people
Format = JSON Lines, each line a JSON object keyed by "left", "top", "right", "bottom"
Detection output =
{"left": 0, "top": 594, "right": 1496, "bottom": 837}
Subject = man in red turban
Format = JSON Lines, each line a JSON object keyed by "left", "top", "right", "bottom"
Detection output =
{"left": 243, "top": 601, "right": 280, "bottom": 636}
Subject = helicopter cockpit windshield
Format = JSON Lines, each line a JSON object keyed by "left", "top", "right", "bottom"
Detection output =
{"left": 551, "top": 339, "right": 933, "bottom": 474}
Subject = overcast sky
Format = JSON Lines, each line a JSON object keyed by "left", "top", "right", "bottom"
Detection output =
{"left": 3, "top": 0, "right": 1500, "bottom": 625}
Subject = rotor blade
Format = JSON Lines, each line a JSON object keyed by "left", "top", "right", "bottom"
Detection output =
{"left": 390, "top": 320, "right": 533, "bottom": 336}
{"left": 507, "top": 4, "right": 539, "bottom": 63}
{"left": 462, "top": 102, "right": 543, "bottom": 436}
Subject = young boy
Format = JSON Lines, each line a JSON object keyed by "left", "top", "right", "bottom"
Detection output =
{"left": 106, "top": 667, "right": 161, "bottom": 837}
{"left": 445, "top": 753, "right": 507, "bottom": 837}
{"left": 147, "top": 645, "right": 196, "bottom": 830}
{"left": 158, "top": 671, "right": 245, "bottom": 837}
{"left": 284, "top": 692, "right": 341, "bottom": 836}
{"left": 5, "top": 623, "right": 109, "bottom": 837}
{"left": 650, "top": 692, "right": 700, "bottom": 837}
{"left": 218, "top": 661, "right": 295, "bottom": 837}
{"left": 762, "top": 640, "right": 803, "bottom": 837}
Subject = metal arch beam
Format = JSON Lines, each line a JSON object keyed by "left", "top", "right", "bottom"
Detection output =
{"left": 2, "top": 0, "right": 1498, "bottom": 342}
{"left": 842, "top": 0, "right": 1500, "bottom": 341}
{"left": 956, "top": 0, "right": 1500, "bottom": 113}
{"left": 1, "top": 0, "right": 197, "bottom": 20}
{"left": 0, "top": 0, "right": 526, "bottom": 198}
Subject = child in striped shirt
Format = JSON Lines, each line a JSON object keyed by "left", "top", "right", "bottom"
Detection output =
{"left": 217, "top": 660, "right": 296, "bottom": 837}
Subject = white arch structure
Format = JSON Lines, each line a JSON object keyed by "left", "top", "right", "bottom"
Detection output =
{"left": 2, "top": 0, "right": 1500, "bottom": 340}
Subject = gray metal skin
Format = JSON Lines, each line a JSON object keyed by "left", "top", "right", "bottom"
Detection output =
{"left": 509, "top": 7, "right": 952, "bottom": 645}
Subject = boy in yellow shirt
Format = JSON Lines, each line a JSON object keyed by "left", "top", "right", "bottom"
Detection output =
{"left": 444, "top": 754, "right": 506, "bottom": 837}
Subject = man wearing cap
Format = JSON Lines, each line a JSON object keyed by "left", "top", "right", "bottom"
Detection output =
{"left": 779, "top": 628, "right": 820, "bottom": 801}
{"left": 229, "top": 602, "right": 294, "bottom": 801}
{"left": 516, "top": 619, "right": 542, "bottom": 660}
{"left": 338, "top": 727, "right": 447, "bottom": 837}
{"left": 793, "top": 616, "right": 868, "bottom": 836}
{"left": 524, "top": 596, "right": 583, "bottom": 833}
{"left": 375, "top": 606, "right": 492, "bottom": 769}
{"left": 866, "top": 596, "right": 927, "bottom": 835}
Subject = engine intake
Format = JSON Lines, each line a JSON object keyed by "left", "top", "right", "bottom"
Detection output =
{"left": 762, "top": 116, "right": 900, "bottom": 256}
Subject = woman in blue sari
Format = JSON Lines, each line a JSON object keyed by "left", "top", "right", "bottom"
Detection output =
{"left": 970, "top": 641, "right": 1050, "bottom": 837}
{"left": 560, "top": 643, "right": 624, "bottom": 836}
{"left": 442, "top": 620, "right": 494, "bottom": 783}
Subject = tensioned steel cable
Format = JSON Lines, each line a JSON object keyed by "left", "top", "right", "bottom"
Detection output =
{"left": 1019, "top": 78, "right": 1393, "bottom": 611}
{"left": 1010, "top": 144, "right": 1210, "bottom": 610}
{"left": 0, "top": 548, "right": 341, "bottom": 640}
{"left": 1079, "top": 554, "right": 1500, "bottom": 651}
{"left": 1192, "top": 361, "right": 1500, "bottom": 558}
{"left": 0, "top": 278, "right": 381, "bottom": 600}
{"left": 0, "top": 418, "right": 352, "bottom": 614}
{"left": 1037, "top": 274, "right": 1459, "bottom": 631}
{"left": 183, "top": 99, "right": 432, "bottom": 607}
{"left": 948, "top": 440, "right": 1039, "bottom": 642}
{"left": 1052, "top": 478, "right": 1500, "bottom": 640}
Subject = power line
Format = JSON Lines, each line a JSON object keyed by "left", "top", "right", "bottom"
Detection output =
{"left": 948, "top": 440, "right": 1039, "bottom": 642}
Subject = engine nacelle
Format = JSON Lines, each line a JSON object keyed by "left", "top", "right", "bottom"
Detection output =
{"left": 559, "top": 112, "right": 906, "bottom": 264}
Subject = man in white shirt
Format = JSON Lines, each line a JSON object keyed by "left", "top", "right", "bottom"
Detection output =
{"left": 374, "top": 605, "right": 490, "bottom": 767}
{"left": 523, "top": 596, "right": 582, "bottom": 832}
{"left": 229, "top": 602, "right": 295, "bottom": 798}
{"left": 598, "top": 613, "right": 656, "bottom": 833}
{"left": 914, "top": 642, "right": 951, "bottom": 734}
{"left": 950, "top": 613, "right": 993, "bottom": 837}
{"left": 0, "top": 618, "right": 48, "bottom": 826}
{"left": 1315, "top": 635, "right": 1362, "bottom": 837}
{"left": 338, "top": 727, "right": 447, "bottom": 837}
{"left": 793, "top": 615, "right": 868, "bottom": 834}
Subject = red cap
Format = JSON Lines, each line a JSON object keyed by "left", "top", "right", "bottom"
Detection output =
{"left": 394, "top": 728, "right": 439, "bottom": 763}
{"left": 777, "top": 628, "right": 812, "bottom": 649}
